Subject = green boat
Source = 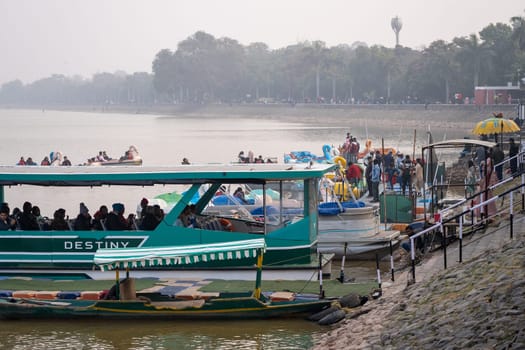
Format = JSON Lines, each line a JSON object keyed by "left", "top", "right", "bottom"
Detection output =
{"left": 0, "top": 239, "right": 332, "bottom": 320}
{"left": 0, "top": 163, "right": 337, "bottom": 279}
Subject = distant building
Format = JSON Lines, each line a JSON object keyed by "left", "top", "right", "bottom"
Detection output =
{"left": 474, "top": 84, "right": 524, "bottom": 105}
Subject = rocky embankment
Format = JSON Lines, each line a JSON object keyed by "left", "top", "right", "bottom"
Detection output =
{"left": 314, "top": 233, "right": 525, "bottom": 349}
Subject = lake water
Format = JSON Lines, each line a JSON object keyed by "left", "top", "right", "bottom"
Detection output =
{"left": 0, "top": 107, "right": 470, "bottom": 349}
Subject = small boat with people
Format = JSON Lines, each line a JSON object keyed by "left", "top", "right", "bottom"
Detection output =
{"left": 86, "top": 146, "right": 143, "bottom": 166}
{"left": 0, "top": 238, "right": 332, "bottom": 320}
{"left": 0, "top": 162, "right": 337, "bottom": 280}
{"left": 237, "top": 150, "right": 277, "bottom": 164}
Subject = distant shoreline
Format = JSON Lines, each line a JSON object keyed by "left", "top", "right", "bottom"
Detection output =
{"left": 0, "top": 103, "right": 517, "bottom": 123}
{"left": 2, "top": 104, "right": 519, "bottom": 145}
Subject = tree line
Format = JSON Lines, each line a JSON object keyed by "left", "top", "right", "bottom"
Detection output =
{"left": 1, "top": 12, "right": 524, "bottom": 106}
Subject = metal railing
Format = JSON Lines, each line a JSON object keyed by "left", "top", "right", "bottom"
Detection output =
{"left": 408, "top": 170, "right": 525, "bottom": 283}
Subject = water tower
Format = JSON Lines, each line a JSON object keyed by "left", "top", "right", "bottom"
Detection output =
{"left": 391, "top": 16, "right": 403, "bottom": 47}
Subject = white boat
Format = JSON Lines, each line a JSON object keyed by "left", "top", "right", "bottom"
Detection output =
{"left": 86, "top": 146, "right": 143, "bottom": 166}
{"left": 317, "top": 202, "right": 401, "bottom": 260}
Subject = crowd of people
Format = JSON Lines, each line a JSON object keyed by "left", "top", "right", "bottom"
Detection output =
{"left": 463, "top": 137, "right": 521, "bottom": 219}
{"left": 16, "top": 154, "right": 71, "bottom": 166}
{"left": 0, "top": 198, "right": 165, "bottom": 232}
{"left": 340, "top": 132, "right": 425, "bottom": 202}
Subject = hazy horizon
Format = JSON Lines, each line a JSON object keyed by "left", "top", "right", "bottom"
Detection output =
{"left": 1, "top": 0, "right": 524, "bottom": 85}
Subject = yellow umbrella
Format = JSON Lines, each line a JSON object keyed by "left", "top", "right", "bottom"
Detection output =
{"left": 472, "top": 114, "right": 520, "bottom": 143}
{"left": 472, "top": 117, "right": 520, "bottom": 135}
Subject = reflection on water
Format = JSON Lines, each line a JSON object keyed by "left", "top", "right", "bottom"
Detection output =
{"left": 0, "top": 318, "right": 323, "bottom": 350}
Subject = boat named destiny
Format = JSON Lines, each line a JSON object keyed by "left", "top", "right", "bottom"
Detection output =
{"left": 0, "top": 163, "right": 337, "bottom": 279}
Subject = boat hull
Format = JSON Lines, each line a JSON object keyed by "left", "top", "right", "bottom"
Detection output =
{"left": 0, "top": 296, "right": 331, "bottom": 320}
{"left": 318, "top": 206, "right": 401, "bottom": 259}
{"left": 88, "top": 158, "right": 143, "bottom": 166}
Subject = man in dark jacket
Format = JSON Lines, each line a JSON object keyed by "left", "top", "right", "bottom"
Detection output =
{"left": 18, "top": 201, "right": 39, "bottom": 230}
{"left": 105, "top": 203, "right": 131, "bottom": 230}
{"left": 492, "top": 144, "right": 505, "bottom": 181}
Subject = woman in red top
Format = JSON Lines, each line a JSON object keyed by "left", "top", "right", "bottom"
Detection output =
{"left": 346, "top": 162, "right": 362, "bottom": 186}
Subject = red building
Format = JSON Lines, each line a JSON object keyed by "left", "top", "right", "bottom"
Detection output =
{"left": 474, "top": 85, "right": 522, "bottom": 105}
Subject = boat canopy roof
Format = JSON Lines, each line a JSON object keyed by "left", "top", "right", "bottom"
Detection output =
{"left": 0, "top": 163, "right": 338, "bottom": 187}
{"left": 423, "top": 139, "right": 497, "bottom": 150}
{"left": 94, "top": 238, "right": 266, "bottom": 271}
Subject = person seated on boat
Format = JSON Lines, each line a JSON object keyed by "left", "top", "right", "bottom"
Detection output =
{"left": 18, "top": 201, "right": 40, "bottom": 231}
{"left": 139, "top": 206, "right": 160, "bottom": 230}
{"left": 50, "top": 208, "right": 69, "bottom": 231}
{"left": 106, "top": 203, "right": 132, "bottom": 230}
{"left": 0, "top": 203, "right": 17, "bottom": 230}
{"left": 120, "top": 150, "right": 130, "bottom": 161}
{"left": 40, "top": 156, "right": 51, "bottom": 166}
{"left": 345, "top": 161, "right": 362, "bottom": 187}
{"left": 102, "top": 151, "right": 111, "bottom": 161}
{"left": 128, "top": 146, "right": 139, "bottom": 158}
{"left": 136, "top": 197, "right": 149, "bottom": 219}
{"left": 266, "top": 158, "right": 273, "bottom": 163}
{"left": 238, "top": 151, "right": 248, "bottom": 163}
{"left": 31, "top": 205, "right": 49, "bottom": 230}
{"left": 93, "top": 205, "right": 109, "bottom": 230}
{"left": 0, "top": 206, "right": 16, "bottom": 231}
{"left": 96, "top": 151, "right": 106, "bottom": 162}
{"left": 154, "top": 204, "right": 165, "bottom": 222}
{"left": 73, "top": 202, "right": 92, "bottom": 231}
{"left": 120, "top": 146, "right": 138, "bottom": 161}
{"left": 16, "top": 157, "right": 26, "bottom": 166}
{"left": 175, "top": 205, "right": 191, "bottom": 227}
{"left": 233, "top": 187, "right": 248, "bottom": 204}
{"left": 254, "top": 155, "right": 264, "bottom": 163}
{"left": 181, "top": 157, "right": 190, "bottom": 165}
{"left": 61, "top": 156, "right": 72, "bottom": 166}
{"left": 25, "top": 157, "right": 37, "bottom": 166}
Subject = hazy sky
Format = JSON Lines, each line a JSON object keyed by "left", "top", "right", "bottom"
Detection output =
{"left": 1, "top": 0, "right": 524, "bottom": 85}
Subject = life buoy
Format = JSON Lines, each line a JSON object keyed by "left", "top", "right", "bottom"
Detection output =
{"left": 333, "top": 156, "right": 346, "bottom": 168}
{"left": 219, "top": 218, "right": 233, "bottom": 231}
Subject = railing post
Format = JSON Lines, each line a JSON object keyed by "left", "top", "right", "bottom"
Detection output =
{"left": 390, "top": 240, "right": 394, "bottom": 282}
{"left": 459, "top": 215, "right": 463, "bottom": 263}
{"left": 440, "top": 217, "right": 447, "bottom": 269}
{"left": 471, "top": 203, "right": 474, "bottom": 228}
{"left": 510, "top": 192, "right": 514, "bottom": 239}
{"left": 410, "top": 237, "right": 416, "bottom": 282}
{"left": 520, "top": 174, "right": 525, "bottom": 211}
{"left": 339, "top": 242, "right": 347, "bottom": 283}
{"left": 375, "top": 253, "right": 382, "bottom": 289}
{"left": 318, "top": 253, "right": 324, "bottom": 299}
{"left": 480, "top": 192, "right": 485, "bottom": 227}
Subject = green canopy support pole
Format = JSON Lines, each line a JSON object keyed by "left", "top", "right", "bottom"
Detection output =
{"left": 254, "top": 249, "right": 264, "bottom": 299}
{"left": 0, "top": 186, "right": 4, "bottom": 204}
{"left": 126, "top": 267, "right": 130, "bottom": 279}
